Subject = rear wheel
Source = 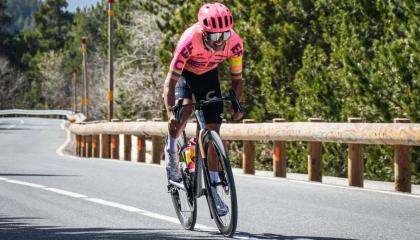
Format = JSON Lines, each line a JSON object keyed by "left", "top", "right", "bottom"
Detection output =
{"left": 202, "top": 130, "right": 238, "bottom": 237}
{"left": 169, "top": 134, "right": 197, "bottom": 230}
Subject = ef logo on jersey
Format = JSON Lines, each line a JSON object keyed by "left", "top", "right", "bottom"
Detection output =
{"left": 181, "top": 42, "right": 193, "bottom": 59}
{"left": 231, "top": 43, "right": 242, "bottom": 57}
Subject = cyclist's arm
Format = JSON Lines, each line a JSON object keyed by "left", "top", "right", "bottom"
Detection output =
{"left": 164, "top": 47, "right": 189, "bottom": 117}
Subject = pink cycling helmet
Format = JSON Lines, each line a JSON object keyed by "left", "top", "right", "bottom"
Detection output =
{"left": 198, "top": 3, "right": 234, "bottom": 33}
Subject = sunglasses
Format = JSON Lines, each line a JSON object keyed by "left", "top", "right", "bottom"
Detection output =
{"left": 206, "top": 31, "right": 231, "bottom": 42}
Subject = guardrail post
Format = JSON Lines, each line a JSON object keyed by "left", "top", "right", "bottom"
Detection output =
{"left": 273, "top": 118, "right": 287, "bottom": 177}
{"left": 308, "top": 118, "right": 323, "bottom": 182}
{"left": 136, "top": 119, "right": 146, "bottom": 162}
{"left": 394, "top": 118, "right": 411, "bottom": 193}
{"left": 152, "top": 118, "right": 163, "bottom": 164}
{"left": 80, "top": 136, "right": 83, "bottom": 157}
{"left": 86, "top": 135, "right": 92, "bottom": 157}
{"left": 243, "top": 119, "right": 256, "bottom": 175}
{"left": 348, "top": 117, "right": 364, "bottom": 187}
{"left": 92, "top": 135, "right": 100, "bottom": 158}
{"left": 111, "top": 119, "right": 120, "bottom": 160}
{"left": 123, "top": 119, "right": 132, "bottom": 161}
{"left": 76, "top": 135, "right": 81, "bottom": 156}
{"left": 81, "top": 136, "right": 87, "bottom": 157}
{"left": 100, "top": 134, "right": 110, "bottom": 159}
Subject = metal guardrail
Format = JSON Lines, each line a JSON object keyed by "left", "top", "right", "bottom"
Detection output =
{"left": 68, "top": 117, "right": 419, "bottom": 194}
{"left": 0, "top": 109, "right": 87, "bottom": 122}
{"left": 0, "top": 109, "right": 74, "bottom": 117}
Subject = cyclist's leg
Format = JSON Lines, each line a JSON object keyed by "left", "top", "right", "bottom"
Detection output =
{"left": 166, "top": 76, "right": 193, "bottom": 181}
{"left": 168, "top": 75, "right": 193, "bottom": 143}
{"left": 169, "top": 98, "right": 193, "bottom": 139}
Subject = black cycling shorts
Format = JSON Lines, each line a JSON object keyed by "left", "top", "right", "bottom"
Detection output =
{"left": 175, "top": 68, "right": 223, "bottom": 124}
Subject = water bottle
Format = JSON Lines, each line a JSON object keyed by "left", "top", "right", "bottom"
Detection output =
{"left": 185, "top": 138, "right": 197, "bottom": 172}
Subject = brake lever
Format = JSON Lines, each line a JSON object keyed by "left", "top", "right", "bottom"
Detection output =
{"left": 229, "top": 89, "right": 243, "bottom": 113}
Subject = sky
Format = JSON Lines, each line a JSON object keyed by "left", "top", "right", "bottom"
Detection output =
{"left": 67, "top": 0, "right": 102, "bottom": 12}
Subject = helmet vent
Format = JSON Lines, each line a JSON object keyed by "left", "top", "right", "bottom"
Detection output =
{"left": 203, "top": 19, "right": 209, "bottom": 27}
{"left": 224, "top": 16, "right": 229, "bottom": 27}
{"left": 211, "top": 17, "right": 216, "bottom": 28}
{"left": 218, "top": 17, "right": 223, "bottom": 28}
{"left": 230, "top": 16, "right": 233, "bottom": 24}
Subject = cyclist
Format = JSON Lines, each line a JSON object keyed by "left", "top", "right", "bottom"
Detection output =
{"left": 163, "top": 2, "right": 244, "bottom": 216}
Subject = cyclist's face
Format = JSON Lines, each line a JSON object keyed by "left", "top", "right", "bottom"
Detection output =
{"left": 208, "top": 39, "right": 225, "bottom": 49}
{"left": 205, "top": 31, "right": 231, "bottom": 50}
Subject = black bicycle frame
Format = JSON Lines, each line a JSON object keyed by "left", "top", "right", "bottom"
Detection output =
{"left": 193, "top": 107, "right": 216, "bottom": 199}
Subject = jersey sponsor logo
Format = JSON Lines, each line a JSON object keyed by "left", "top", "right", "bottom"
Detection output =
{"left": 206, "top": 91, "right": 217, "bottom": 100}
{"left": 207, "top": 62, "right": 219, "bottom": 68}
{"left": 180, "top": 42, "right": 193, "bottom": 59}
{"left": 187, "top": 59, "right": 206, "bottom": 67}
{"left": 231, "top": 43, "right": 243, "bottom": 57}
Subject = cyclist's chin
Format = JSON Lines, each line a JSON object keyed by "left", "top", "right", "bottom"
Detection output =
{"left": 209, "top": 40, "right": 226, "bottom": 50}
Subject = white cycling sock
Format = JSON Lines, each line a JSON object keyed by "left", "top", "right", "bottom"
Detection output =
{"left": 210, "top": 171, "right": 219, "bottom": 184}
{"left": 166, "top": 133, "right": 177, "bottom": 153}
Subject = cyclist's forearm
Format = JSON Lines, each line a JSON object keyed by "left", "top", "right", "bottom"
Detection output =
{"left": 231, "top": 78, "right": 243, "bottom": 101}
{"left": 164, "top": 70, "right": 178, "bottom": 116}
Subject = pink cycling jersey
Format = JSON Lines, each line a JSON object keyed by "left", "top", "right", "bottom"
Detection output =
{"left": 169, "top": 23, "right": 243, "bottom": 81}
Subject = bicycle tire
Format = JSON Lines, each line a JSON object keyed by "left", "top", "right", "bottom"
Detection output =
{"left": 202, "top": 130, "right": 238, "bottom": 237}
{"left": 169, "top": 135, "right": 197, "bottom": 230}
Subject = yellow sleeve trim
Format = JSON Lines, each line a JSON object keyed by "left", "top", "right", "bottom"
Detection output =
{"left": 229, "top": 56, "right": 242, "bottom": 67}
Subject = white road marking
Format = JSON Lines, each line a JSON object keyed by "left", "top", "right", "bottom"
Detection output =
{"left": 86, "top": 198, "right": 142, "bottom": 212}
{"left": 56, "top": 120, "right": 74, "bottom": 158}
{"left": 43, "top": 187, "right": 87, "bottom": 198}
{"left": 0, "top": 176, "right": 227, "bottom": 236}
{"left": 5, "top": 179, "right": 45, "bottom": 188}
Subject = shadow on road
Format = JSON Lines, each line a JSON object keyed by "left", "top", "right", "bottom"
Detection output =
{"left": 0, "top": 127, "right": 31, "bottom": 131}
{"left": 0, "top": 217, "right": 224, "bottom": 240}
{"left": 235, "top": 231, "right": 357, "bottom": 240}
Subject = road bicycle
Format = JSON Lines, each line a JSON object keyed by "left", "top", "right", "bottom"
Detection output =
{"left": 167, "top": 89, "right": 242, "bottom": 237}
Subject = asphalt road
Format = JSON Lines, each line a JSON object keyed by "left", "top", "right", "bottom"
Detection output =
{"left": 0, "top": 117, "right": 419, "bottom": 240}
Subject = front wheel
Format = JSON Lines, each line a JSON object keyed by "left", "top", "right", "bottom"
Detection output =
{"left": 202, "top": 130, "right": 238, "bottom": 237}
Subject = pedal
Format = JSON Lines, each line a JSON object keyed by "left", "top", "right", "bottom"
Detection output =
{"left": 167, "top": 184, "right": 177, "bottom": 193}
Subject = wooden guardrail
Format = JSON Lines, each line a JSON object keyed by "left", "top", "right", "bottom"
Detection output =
{"left": 68, "top": 117, "right": 420, "bottom": 193}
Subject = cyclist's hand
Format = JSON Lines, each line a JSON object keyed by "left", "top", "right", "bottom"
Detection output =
{"left": 168, "top": 112, "right": 177, "bottom": 130}
{"left": 232, "top": 110, "right": 243, "bottom": 121}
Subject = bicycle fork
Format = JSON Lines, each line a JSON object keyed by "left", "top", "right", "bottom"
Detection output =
{"left": 195, "top": 128, "right": 215, "bottom": 219}
{"left": 193, "top": 128, "right": 208, "bottom": 199}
